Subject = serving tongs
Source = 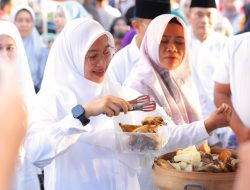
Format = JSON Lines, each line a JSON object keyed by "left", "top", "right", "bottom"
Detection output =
{"left": 123, "top": 95, "right": 156, "bottom": 112}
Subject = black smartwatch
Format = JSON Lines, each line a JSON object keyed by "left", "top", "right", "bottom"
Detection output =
{"left": 71, "top": 105, "right": 90, "bottom": 126}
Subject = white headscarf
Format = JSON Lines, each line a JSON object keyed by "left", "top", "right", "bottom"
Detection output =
{"left": 125, "top": 14, "right": 202, "bottom": 124}
{"left": 41, "top": 18, "right": 114, "bottom": 101}
{"left": 37, "top": 18, "right": 142, "bottom": 171}
{"left": 0, "top": 21, "right": 35, "bottom": 109}
{"left": 11, "top": 5, "right": 48, "bottom": 88}
{"left": 58, "top": 1, "right": 91, "bottom": 22}
{"left": 39, "top": 18, "right": 122, "bottom": 142}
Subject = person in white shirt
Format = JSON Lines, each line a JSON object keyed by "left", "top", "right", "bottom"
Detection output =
{"left": 125, "top": 13, "right": 235, "bottom": 190}
{"left": 187, "top": 0, "right": 229, "bottom": 145}
{"left": 24, "top": 18, "right": 232, "bottom": 190}
{"left": 187, "top": 0, "right": 228, "bottom": 108}
{"left": 125, "top": 14, "right": 232, "bottom": 129}
{"left": 214, "top": 32, "right": 250, "bottom": 146}
{"left": 12, "top": 5, "right": 49, "bottom": 92}
{"left": 108, "top": 0, "right": 171, "bottom": 85}
{"left": 0, "top": 21, "right": 40, "bottom": 190}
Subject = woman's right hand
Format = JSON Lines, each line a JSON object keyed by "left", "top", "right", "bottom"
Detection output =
{"left": 82, "top": 95, "right": 132, "bottom": 118}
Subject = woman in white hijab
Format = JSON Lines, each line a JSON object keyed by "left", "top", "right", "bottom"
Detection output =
{"left": 126, "top": 14, "right": 205, "bottom": 125}
{"left": 0, "top": 21, "right": 40, "bottom": 190}
{"left": 25, "top": 17, "right": 142, "bottom": 190}
{"left": 12, "top": 5, "right": 49, "bottom": 92}
{"left": 24, "top": 18, "right": 232, "bottom": 190}
{"left": 54, "top": 0, "right": 90, "bottom": 34}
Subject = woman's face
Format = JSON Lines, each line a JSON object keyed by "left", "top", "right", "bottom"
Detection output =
{"left": 113, "top": 19, "right": 128, "bottom": 34}
{"left": 84, "top": 35, "right": 115, "bottom": 83}
{"left": 159, "top": 23, "right": 185, "bottom": 70}
{"left": 54, "top": 7, "right": 67, "bottom": 33}
{"left": 15, "top": 10, "right": 33, "bottom": 38}
{"left": 0, "top": 35, "right": 17, "bottom": 63}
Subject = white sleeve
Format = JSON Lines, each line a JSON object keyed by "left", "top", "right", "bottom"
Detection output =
{"left": 158, "top": 120, "right": 209, "bottom": 154}
{"left": 213, "top": 41, "right": 231, "bottom": 84}
{"left": 24, "top": 109, "right": 92, "bottom": 169}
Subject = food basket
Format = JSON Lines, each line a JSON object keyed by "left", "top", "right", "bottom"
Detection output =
{"left": 153, "top": 147, "right": 237, "bottom": 190}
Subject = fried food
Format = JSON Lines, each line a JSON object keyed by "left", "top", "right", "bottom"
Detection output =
{"left": 119, "top": 123, "right": 142, "bottom": 132}
{"left": 118, "top": 116, "right": 165, "bottom": 152}
{"left": 141, "top": 116, "right": 164, "bottom": 125}
{"left": 133, "top": 124, "right": 161, "bottom": 133}
{"left": 119, "top": 116, "right": 165, "bottom": 133}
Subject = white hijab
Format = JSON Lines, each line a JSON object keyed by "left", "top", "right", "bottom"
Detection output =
{"left": 37, "top": 18, "right": 142, "bottom": 170}
{"left": 0, "top": 21, "right": 35, "bottom": 109}
{"left": 0, "top": 21, "right": 39, "bottom": 190}
{"left": 126, "top": 14, "right": 202, "bottom": 124}
{"left": 41, "top": 18, "right": 115, "bottom": 102}
{"left": 11, "top": 5, "right": 48, "bottom": 87}
{"left": 39, "top": 18, "right": 123, "bottom": 143}
{"left": 58, "top": 0, "right": 91, "bottom": 22}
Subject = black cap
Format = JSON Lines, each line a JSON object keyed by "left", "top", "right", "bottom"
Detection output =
{"left": 135, "top": 0, "right": 171, "bottom": 19}
{"left": 190, "top": 0, "right": 217, "bottom": 8}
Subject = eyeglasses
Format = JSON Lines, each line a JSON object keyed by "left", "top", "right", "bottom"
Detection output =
{"left": 86, "top": 46, "right": 116, "bottom": 65}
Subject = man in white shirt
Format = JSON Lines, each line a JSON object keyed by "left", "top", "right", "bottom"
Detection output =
{"left": 188, "top": 0, "right": 228, "bottom": 106}
{"left": 214, "top": 32, "right": 250, "bottom": 146}
{"left": 107, "top": 0, "right": 171, "bottom": 85}
{"left": 187, "top": 0, "right": 229, "bottom": 145}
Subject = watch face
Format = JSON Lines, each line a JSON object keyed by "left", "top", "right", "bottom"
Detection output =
{"left": 73, "top": 105, "right": 84, "bottom": 117}
{"left": 72, "top": 104, "right": 90, "bottom": 126}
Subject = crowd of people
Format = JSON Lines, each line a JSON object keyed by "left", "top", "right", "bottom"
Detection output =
{"left": 1, "top": 0, "right": 250, "bottom": 190}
